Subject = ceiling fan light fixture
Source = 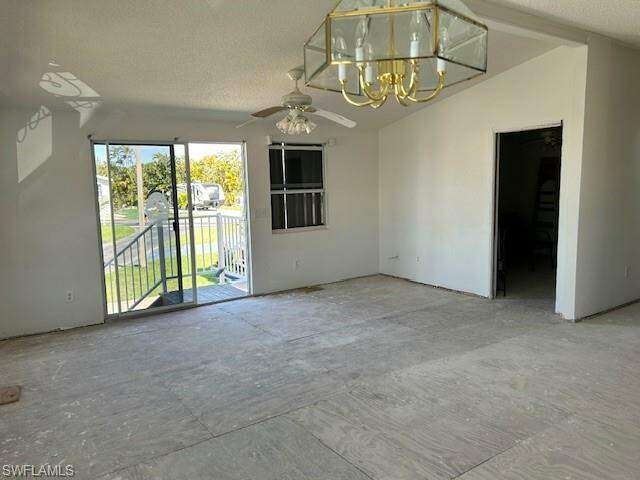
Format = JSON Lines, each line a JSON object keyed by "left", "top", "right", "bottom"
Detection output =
{"left": 276, "top": 110, "right": 317, "bottom": 135}
{"left": 236, "top": 68, "right": 357, "bottom": 131}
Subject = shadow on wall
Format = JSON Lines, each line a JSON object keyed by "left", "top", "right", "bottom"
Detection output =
{"left": 2, "top": 64, "right": 115, "bottom": 338}
{"left": 16, "top": 106, "right": 52, "bottom": 183}
{"left": 40, "top": 67, "right": 102, "bottom": 127}
{"left": 16, "top": 62, "right": 103, "bottom": 184}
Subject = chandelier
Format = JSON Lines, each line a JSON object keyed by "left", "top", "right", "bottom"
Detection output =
{"left": 276, "top": 110, "right": 317, "bottom": 135}
{"left": 304, "top": 0, "right": 488, "bottom": 108}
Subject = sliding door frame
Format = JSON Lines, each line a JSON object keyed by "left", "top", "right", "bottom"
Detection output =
{"left": 186, "top": 140, "right": 253, "bottom": 300}
{"left": 90, "top": 138, "right": 198, "bottom": 320}
{"left": 91, "top": 138, "right": 253, "bottom": 320}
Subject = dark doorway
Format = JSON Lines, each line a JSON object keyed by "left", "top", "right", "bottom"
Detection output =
{"left": 494, "top": 125, "right": 563, "bottom": 306}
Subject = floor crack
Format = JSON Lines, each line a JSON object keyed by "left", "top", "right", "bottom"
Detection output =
{"left": 450, "top": 442, "right": 520, "bottom": 479}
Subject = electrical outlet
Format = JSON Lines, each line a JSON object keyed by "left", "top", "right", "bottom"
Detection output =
{"left": 625, "top": 266, "right": 631, "bottom": 278}
{"left": 65, "top": 290, "right": 75, "bottom": 303}
{"left": 295, "top": 259, "right": 301, "bottom": 270}
{"left": 416, "top": 256, "right": 421, "bottom": 263}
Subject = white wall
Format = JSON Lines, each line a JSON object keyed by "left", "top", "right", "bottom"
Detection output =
{"left": 0, "top": 107, "right": 379, "bottom": 339}
{"left": 379, "top": 46, "right": 589, "bottom": 319}
{"left": 3, "top": 38, "right": 636, "bottom": 339}
{"left": 573, "top": 36, "right": 640, "bottom": 318}
{"left": 0, "top": 108, "right": 105, "bottom": 338}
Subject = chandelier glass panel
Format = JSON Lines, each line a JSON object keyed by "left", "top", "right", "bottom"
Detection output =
{"left": 304, "top": 0, "right": 488, "bottom": 108}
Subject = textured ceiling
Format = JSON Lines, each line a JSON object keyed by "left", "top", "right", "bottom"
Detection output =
{"left": 486, "top": 0, "right": 640, "bottom": 47}
{"left": 0, "top": 0, "right": 570, "bottom": 129}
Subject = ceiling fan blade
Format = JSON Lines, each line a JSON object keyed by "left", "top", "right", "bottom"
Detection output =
{"left": 252, "top": 106, "right": 287, "bottom": 118}
{"left": 310, "top": 109, "right": 357, "bottom": 128}
{"left": 235, "top": 117, "right": 260, "bottom": 129}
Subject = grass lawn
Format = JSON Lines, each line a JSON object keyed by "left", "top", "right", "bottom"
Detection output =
{"left": 101, "top": 224, "right": 135, "bottom": 244}
{"left": 221, "top": 205, "right": 242, "bottom": 212}
{"left": 116, "top": 207, "right": 139, "bottom": 220}
{"left": 117, "top": 205, "right": 241, "bottom": 221}
{"left": 182, "top": 223, "right": 242, "bottom": 247}
{"left": 182, "top": 225, "right": 220, "bottom": 247}
{"left": 102, "top": 216, "right": 244, "bottom": 312}
{"left": 104, "top": 253, "right": 222, "bottom": 310}
{"left": 111, "top": 212, "right": 234, "bottom": 248}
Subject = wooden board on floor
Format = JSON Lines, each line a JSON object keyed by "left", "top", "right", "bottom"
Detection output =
{"left": 0, "top": 385, "right": 21, "bottom": 405}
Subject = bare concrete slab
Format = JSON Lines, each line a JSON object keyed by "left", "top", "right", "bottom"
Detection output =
{"left": 2, "top": 275, "right": 639, "bottom": 479}
{"left": 1, "top": 380, "right": 211, "bottom": 480}
{"left": 457, "top": 415, "right": 640, "bottom": 480}
{"left": 102, "top": 417, "right": 371, "bottom": 480}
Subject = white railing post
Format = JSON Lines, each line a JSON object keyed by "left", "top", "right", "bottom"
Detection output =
{"left": 157, "top": 221, "right": 168, "bottom": 294}
{"left": 216, "top": 213, "right": 226, "bottom": 282}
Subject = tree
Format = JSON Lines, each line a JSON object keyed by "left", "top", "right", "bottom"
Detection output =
{"left": 96, "top": 159, "right": 108, "bottom": 178}
{"left": 107, "top": 146, "right": 137, "bottom": 210}
{"left": 98, "top": 148, "right": 243, "bottom": 211}
{"left": 104, "top": 148, "right": 174, "bottom": 210}
{"left": 142, "top": 153, "right": 172, "bottom": 197}
{"left": 190, "top": 152, "right": 243, "bottom": 205}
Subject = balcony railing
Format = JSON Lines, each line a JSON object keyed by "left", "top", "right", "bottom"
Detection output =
{"left": 103, "top": 213, "right": 247, "bottom": 314}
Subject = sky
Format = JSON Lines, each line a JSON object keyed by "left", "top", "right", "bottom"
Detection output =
{"left": 94, "top": 143, "right": 242, "bottom": 165}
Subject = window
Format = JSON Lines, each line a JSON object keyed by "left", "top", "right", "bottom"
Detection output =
{"left": 269, "top": 144, "right": 325, "bottom": 230}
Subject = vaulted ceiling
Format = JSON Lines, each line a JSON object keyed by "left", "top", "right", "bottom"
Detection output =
{"left": 0, "top": 1, "right": 635, "bottom": 130}
{"left": 486, "top": 0, "right": 640, "bottom": 47}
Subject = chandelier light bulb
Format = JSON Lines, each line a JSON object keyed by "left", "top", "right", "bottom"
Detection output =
{"left": 355, "top": 17, "right": 368, "bottom": 48}
{"left": 303, "top": 0, "right": 488, "bottom": 110}
{"left": 363, "top": 43, "right": 375, "bottom": 84}
{"left": 333, "top": 34, "right": 347, "bottom": 57}
{"left": 410, "top": 11, "right": 424, "bottom": 42}
{"left": 410, "top": 11, "right": 424, "bottom": 58}
{"left": 440, "top": 27, "right": 450, "bottom": 51}
{"left": 334, "top": 34, "right": 348, "bottom": 81}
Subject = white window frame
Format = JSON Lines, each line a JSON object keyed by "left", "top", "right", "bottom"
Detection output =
{"left": 269, "top": 143, "right": 327, "bottom": 232}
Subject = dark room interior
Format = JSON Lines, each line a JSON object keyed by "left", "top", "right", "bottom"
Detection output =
{"left": 496, "top": 126, "right": 563, "bottom": 303}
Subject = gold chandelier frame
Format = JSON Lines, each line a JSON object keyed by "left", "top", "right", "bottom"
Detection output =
{"left": 304, "top": 1, "right": 488, "bottom": 108}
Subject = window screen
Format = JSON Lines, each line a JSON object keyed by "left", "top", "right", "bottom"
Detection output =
{"left": 269, "top": 144, "right": 325, "bottom": 230}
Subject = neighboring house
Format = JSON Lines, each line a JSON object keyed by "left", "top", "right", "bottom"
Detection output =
{"left": 96, "top": 174, "right": 111, "bottom": 218}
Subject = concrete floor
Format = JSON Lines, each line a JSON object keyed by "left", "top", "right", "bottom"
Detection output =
{"left": 1, "top": 275, "right": 639, "bottom": 479}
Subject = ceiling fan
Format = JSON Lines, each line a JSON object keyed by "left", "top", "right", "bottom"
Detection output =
{"left": 236, "top": 67, "right": 357, "bottom": 134}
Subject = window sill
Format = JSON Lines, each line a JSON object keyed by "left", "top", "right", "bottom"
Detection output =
{"left": 272, "top": 225, "right": 328, "bottom": 234}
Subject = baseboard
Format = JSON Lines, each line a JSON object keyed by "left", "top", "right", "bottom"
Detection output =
{"left": 574, "top": 297, "right": 640, "bottom": 323}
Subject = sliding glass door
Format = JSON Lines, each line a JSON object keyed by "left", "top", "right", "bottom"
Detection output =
{"left": 92, "top": 141, "right": 251, "bottom": 318}
{"left": 185, "top": 143, "right": 250, "bottom": 304}
{"left": 92, "top": 142, "right": 195, "bottom": 316}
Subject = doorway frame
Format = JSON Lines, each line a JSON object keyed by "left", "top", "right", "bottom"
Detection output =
{"left": 90, "top": 138, "right": 198, "bottom": 320}
{"left": 185, "top": 140, "right": 254, "bottom": 305}
{"left": 490, "top": 121, "right": 564, "bottom": 300}
{"left": 90, "top": 138, "right": 253, "bottom": 321}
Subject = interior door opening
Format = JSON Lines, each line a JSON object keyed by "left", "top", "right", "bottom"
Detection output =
{"left": 494, "top": 125, "right": 563, "bottom": 309}
{"left": 92, "top": 141, "right": 250, "bottom": 318}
